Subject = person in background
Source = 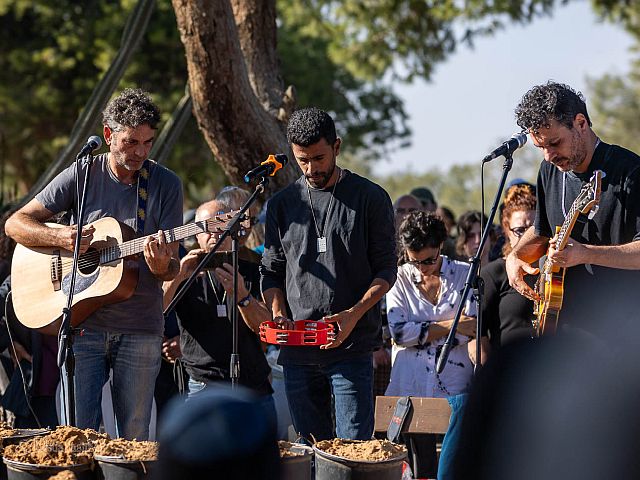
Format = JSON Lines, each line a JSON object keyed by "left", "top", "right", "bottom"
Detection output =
{"left": 162, "top": 189, "right": 275, "bottom": 423}
{"left": 410, "top": 187, "right": 438, "bottom": 212}
{"left": 456, "top": 210, "right": 494, "bottom": 267}
{"left": 436, "top": 206, "right": 457, "bottom": 259}
{"left": 393, "top": 194, "right": 422, "bottom": 231}
{"left": 386, "top": 211, "right": 484, "bottom": 478}
{"left": 481, "top": 184, "right": 536, "bottom": 350}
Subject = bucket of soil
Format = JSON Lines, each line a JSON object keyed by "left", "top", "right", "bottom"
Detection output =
{"left": 2, "top": 426, "right": 109, "bottom": 480}
{"left": 0, "top": 428, "right": 50, "bottom": 480}
{"left": 3, "top": 459, "right": 93, "bottom": 480}
{"left": 278, "top": 441, "right": 313, "bottom": 480}
{"left": 93, "top": 439, "right": 158, "bottom": 480}
{"left": 313, "top": 439, "right": 407, "bottom": 480}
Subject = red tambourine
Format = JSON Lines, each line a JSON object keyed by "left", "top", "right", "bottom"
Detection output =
{"left": 259, "top": 320, "right": 336, "bottom": 346}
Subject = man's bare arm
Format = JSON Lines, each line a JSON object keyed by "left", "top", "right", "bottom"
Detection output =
{"left": 506, "top": 226, "right": 548, "bottom": 300}
{"left": 5, "top": 199, "right": 94, "bottom": 252}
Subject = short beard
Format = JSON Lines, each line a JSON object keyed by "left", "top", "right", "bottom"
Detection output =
{"left": 306, "top": 161, "right": 336, "bottom": 189}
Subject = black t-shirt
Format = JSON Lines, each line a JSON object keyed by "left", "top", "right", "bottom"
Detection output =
{"left": 261, "top": 170, "right": 397, "bottom": 365}
{"left": 175, "top": 256, "right": 272, "bottom": 395}
{"left": 535, "top": 141, "right": 640, "bottom": 332}
{"left": 481, "top": 258, "right": 535, "bottom": 348}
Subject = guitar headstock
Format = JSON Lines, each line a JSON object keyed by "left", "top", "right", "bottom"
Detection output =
{"left": 203, "top": 210, "right": 253, "bottom": 237}
{"left": 576, "top": 170, "right": 603, "bottom": 218}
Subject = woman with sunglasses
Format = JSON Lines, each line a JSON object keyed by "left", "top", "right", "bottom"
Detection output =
{"left": 386, "top": 210, "right": 479, "bottom": 397}
{"left": 480, "top": 184, "right": 536, "bottom": 348}
{"left": 385, "top": 211, "right": 481, "bottom": 478}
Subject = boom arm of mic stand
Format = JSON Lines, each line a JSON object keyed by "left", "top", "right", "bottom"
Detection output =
{"left": 436, "top": 153, "right": 514, "bottom": 374}
{"left": 163, "top": 177, "right": 268, "bottom": 317}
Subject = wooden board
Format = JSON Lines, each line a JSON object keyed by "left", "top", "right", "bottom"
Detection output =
{"left": 374, "top": 396, "right": 451, "bottom": 435}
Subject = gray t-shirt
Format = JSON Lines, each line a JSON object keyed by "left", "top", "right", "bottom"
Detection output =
{"left": 35, "top": 153, "right": 183, "bottom": 335}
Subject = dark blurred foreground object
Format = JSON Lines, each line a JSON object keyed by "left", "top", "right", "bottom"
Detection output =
{"left": 154, "top": 386, "right": 280, "bottom": 480}
{"left": 454, "top": 325, "right": 640, "bottom": 480}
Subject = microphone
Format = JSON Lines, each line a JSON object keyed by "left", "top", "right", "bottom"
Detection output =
{"left": 482, "top": 132, "right": 528, "bottom": 163}
{"left": 76, "top": 135, "right": 103, "bottom": 159}
{"left": 244, "top": 154, "right": 288, "bottom": 183}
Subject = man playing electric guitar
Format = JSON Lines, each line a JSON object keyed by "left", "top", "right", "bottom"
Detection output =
{"left": 5, "top": 89, "right": 183, "bottom": 439}
{"left": 506, "top": 81, "right": 640, "bottom": 337}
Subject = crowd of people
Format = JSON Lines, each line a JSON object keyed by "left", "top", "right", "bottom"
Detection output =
{"left": 0, "top": 80, "right": 637, "bottom": 479}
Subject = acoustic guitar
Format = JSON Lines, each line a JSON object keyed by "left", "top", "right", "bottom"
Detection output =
{"left": 11, "top": 212, "right": 247, "bottom": 335}
{"left": 533, "top": 170, "right": 603, "bottom": 336}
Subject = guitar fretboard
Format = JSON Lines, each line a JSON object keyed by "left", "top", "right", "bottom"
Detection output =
{"left": 97, "top": 218, "right": 228, "bottom": 264}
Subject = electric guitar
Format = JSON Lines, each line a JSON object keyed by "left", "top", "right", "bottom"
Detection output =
{"left": 533, "top": 170, "right": 603, "bottom": 336}
{"left": 10, "top": 211, "right": 248, "bottom": 335}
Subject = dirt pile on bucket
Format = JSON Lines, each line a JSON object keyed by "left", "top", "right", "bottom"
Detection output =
{"left": 3, "top": 426, "right": 108, "bottom": 465}
{"left": 94, "top": 438, "right": 158, "bottom": 461}
{"left": 48, "top": 471, "right": 77, "bottom": 480}
{"left": 0, "top": 422, "right": 19, "bottom": 438}
{"left": 314, "top": 439, "right": 406, "bottom": 462}
{"left": 278, "top": 441, "right": 306, "bottom": 458}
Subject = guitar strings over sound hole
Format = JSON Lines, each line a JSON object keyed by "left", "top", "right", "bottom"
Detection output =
{"left": 78, "top": 248, "right": 100, "bottom": 275}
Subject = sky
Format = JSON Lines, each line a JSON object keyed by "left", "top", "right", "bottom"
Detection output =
{"left": 375, "top": 1, "right": 635, "bottom": 176}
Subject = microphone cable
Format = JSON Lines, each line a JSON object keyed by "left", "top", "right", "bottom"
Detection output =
{"left": 5, "top": 290, "right": 42, "bottom": 428}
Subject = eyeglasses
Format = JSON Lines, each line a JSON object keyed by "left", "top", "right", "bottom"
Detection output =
{"left": 509, "top": 226, "right": 530, "bottom": 238}
{"left": 395, "top": 207, "right": 418, "bottom": 215}
{"left": 408, "top": 248, "right": 441, "bottom": 266}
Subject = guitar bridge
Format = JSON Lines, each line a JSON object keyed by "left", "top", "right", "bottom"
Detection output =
{"left": 51, "top": 251, "right": 62, "bottom": 291}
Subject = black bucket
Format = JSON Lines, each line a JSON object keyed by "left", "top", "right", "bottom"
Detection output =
{"left": 0, "top": 430, "right": 50, "bottom": 480}
{"left": 313, "top": 446, "right": 406, "bottom": 480}
{"left": 94, "top": 456, "right": 156, "bottom": 480}
{"left": 3, "top": 459, "right": 94, "bottom": 480}
{"left": 280, "top": 443, "right": 313, "bottom": 480}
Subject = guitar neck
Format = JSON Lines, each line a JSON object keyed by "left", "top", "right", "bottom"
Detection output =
{"left": 99, "top": 221, "right": 210, "bottom": 263}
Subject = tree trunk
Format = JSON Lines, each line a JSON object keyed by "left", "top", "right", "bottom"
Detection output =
{"left": 171, "top": 0, "right": 299, "bottom": 194}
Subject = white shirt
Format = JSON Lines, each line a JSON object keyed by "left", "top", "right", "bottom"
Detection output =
{"left": 385, "top": 256, "right": 477, "bottom": 398}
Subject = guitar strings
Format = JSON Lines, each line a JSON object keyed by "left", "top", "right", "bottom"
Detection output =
{"left": 54, "top": 215, "right": 235, "bottom": 272}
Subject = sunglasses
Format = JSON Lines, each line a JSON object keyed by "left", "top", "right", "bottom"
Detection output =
{"left": 408, "top": 247, "right": 441, "bottom": 266}
{"left": 509, "top": 226, "right": 529, "bottom": 238}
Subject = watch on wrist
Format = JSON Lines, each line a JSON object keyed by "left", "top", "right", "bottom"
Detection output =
{"left": 237, "top": 294, "right": 252, "bottom": 307}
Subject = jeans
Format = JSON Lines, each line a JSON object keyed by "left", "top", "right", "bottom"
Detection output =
{"left": 438, "top": 393, "right": 468, "bottom": 480}
{"left": 60, "top": 328, "right": 162, "bottom": 440}
{"left": 187, "top": 378, "right": 278, "bottom": 431}
{"left": 283, "top": 353, "right": 374, "bottom": 441}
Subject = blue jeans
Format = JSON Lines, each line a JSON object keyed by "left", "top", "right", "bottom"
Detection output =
{"left": 60, "top": 328, "right": 162, "bottom": 440}
{"left": 438, "top": 393, "right": 468, "bottom": 480}
{"left": 283, "top": 354, "right": 374, "bottom": 441}
{"left": 187, "top": 378, "right": 278, "bottom": 430}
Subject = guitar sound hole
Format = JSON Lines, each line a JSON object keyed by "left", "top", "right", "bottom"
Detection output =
{"left": 79, "top": 248, "right": 100, "bottom": 275}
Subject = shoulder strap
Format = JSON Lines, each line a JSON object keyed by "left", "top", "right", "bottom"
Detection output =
{"left": 136, "top": 160, "right": 151, "bottom": 235}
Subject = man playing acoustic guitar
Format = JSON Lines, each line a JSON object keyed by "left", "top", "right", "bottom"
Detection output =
{"left": 5, "top": 88, "right": 183, "bottom": 439}
{"left": 506, "top": 81, "right": 640, "bottom": 337}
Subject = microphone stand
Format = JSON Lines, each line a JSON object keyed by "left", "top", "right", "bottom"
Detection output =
{"left": 164, "top": 177, "right": 269, "bottom": 388}
{"left": 58, "top": 151, "right": 96, "bottom": 426}
{"left": 436, "top": 152, "right": 514, "bottom": 375}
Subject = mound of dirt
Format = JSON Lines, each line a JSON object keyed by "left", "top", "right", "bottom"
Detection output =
{"left": 93, "top": 438, "right": 158, "bottom": 461}
{"left": 3, "top": 426, "right": 108, "bottom": 466}
{"left": 314, "top": 438, "right": 406, "bottom": 462}
{"left": 278, "top": 441, "right": 309, "bottom": 458}
{"left": 49, "top": 471, "right": 77, "bottom": 480}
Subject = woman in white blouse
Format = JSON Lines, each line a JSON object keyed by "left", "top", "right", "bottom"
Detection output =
{"left": 386, "top": 211, "right": 479, "bottom": 398}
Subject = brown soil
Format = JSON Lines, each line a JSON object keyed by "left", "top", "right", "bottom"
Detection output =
{"left": 278, "top": 441, "right": 307, "bottom": 458}
{"left": 315, "top": 438, "right": 406, "bottom": 462}
{"left": 93, "top": 438, "right": 158, "bottom": 461}
{"left": 3, "top": 426, "right": 109, "bottom": 466}
{"left": 48, "top": 471, "right": 77, "bottom": 480}
{"left": 0, "top": 422, "right": 19, "bottom": 438}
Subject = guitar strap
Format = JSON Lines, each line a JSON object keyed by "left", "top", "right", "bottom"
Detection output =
{"left": 136, "top": 160, "right": 151, "bottom": 235}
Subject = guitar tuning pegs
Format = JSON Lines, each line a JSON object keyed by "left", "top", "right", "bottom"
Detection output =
{"left": 588, "top": 204, "right": 599, "bottom": 220}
